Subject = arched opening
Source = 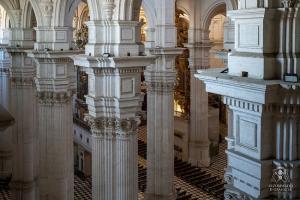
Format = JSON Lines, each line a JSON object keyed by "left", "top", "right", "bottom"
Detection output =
{"left": 205, "top": 2, "right": 229, "bottom": 193}
{"left": 209, "top": 13, "right": 226, "bottom": 68}
{"left": 23, "top": 1, "right": 38, "bottom": 43}
{"left": 174, "top": 9, "right": 190, "bottom": 119}
{"left": 73, "top": 1, "right": 89, "bottom": 49}
{"left": 207, "top": 9, "right": 227, "bottom": 162}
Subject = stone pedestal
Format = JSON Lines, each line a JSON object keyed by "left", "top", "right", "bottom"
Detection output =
{"left": 144, "top": 48, "right": 183, "bottom": 200}
{"left": 74, "top": 55, "right": 154, "bottom": 200}
{"left": 7, "top": 48, "right": 37, "bottom": 200}
{"left": 27, "top": 51, "right": 77, "bottom": 200}
{"left": 196, "top": 69, "right": 300, "bottom": 199}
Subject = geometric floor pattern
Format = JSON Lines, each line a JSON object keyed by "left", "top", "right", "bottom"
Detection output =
{"left": 0, "top": 126, "right": 227, "bottom": 200}
{"left": 0, "top": 189, "right": 11, "bottom": 200}
{"left": 203, "top": 142, "right": 228, "bottom": 181}
{"left": 137, "top": 126, "right": 225, "bottom": 200}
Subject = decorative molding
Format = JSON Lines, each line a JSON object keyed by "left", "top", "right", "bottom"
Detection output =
{"left": 223, "top": 96, "right": 263, "bottom": 113}
{"left": 37, "top": 91, "right": 74, "bottom": 104}
{"left": 224, "top": 172, "right": 234, "bottom": 185}
{"left": 11, "top": 77, "right": 34, "bottom": 86}
{"left": 146, "top": 81, "right": 175, "bottom": 94}
{"left": 84, "top": 115, "right": 140, "bottom": 137}
{"left": 35, "top": 57, "right": 73, "bottom": 64}
{"left": 88, "top": 67, "right": 145, "bottom": 76}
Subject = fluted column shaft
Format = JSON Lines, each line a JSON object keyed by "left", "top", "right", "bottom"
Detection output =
{"left": 87, "top": 117, "right": 139, "bottom": 200}
{"left": 185, "top": 42, "right": 211, "bottom": 167}
{"left": 0, "top": 47, "right": 13, "bottom": 180}
{"left": 144, "top": 48, "right": 183, "bottom": 200}
{"left": 27, "top": 51, "right": 76, "bottom": 200}
{"left": 145, "top": 76, "right": 175, "bottom": 200}
{"left": 73, "top": 53, "right": 153, "bottom": 200}
{"left": 7, "top": 48, "right": 37, "bottom": 200}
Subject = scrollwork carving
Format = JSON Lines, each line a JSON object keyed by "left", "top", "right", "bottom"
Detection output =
{"left": 37, "top": 91, "right": 73, "bottom": 104}
{"left": 84, "top": 115, "right": 140, "bottom": 137}
{"left": 146, "top": 82, "right": 175, "bottom": 94}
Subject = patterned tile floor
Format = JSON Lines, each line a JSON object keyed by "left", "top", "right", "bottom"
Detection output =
{"left": 138, "top": 126, "right": 226, "bottom": 200}
{"left": 203, "top": 142, "right": 227, "bottom": 181}
{"left": 0, "top": 188, "right": 11, "bottom": 200}
{"left": 0, "top": 126, "right": 227, "bottom": 200}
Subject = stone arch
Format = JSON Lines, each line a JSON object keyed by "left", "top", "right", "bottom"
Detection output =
{"left": 0, "top": 1, "right": 16, "bottom": 27}
{"left": 27, "top": 0, "right": 42, "bottom": 27}
{"left": 202, "top": 1, "right": 227, "bottom": 31}
{"left": 52, "top": 0, "right": 95, "bottom": 27}
{"left": 141, "top": 0, "right": 155, "bottom": 29}
{"left": 176, "top": 1, "right": 191, "bottom": 20}
{"left": 22, "top": 0, "right": 37, "bottom": 28}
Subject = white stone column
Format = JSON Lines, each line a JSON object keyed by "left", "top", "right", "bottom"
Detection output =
{"left": 86, "top": 116, "right": 140, "bottom": 200}
{"left": 6, "top": 47, "right": 37, "bottom": 200}
{"left": 144, "top": 0, "right": 183, "bottom": 198}
{"left": 0, "top": 46, "right": 13, "bottom": 181}
{"left": 74, "top": 54, "right": 153, "bottom": 200}
{"left": 73, "top": 0, "right": 155, "bottom": 195}
{"left": 185, "top": 39, "right": 212, "bottom": 167}
{"left": 144, "top": 48, "right": 183, "bottom": 200}
{"left": 27, "top": 51, "right": 76, "bottom": 200}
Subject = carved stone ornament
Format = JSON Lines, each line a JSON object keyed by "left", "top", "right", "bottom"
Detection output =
{"left": 11, "top": 77, "right": 33, "bottom": 86}
{"left": 37, "top": 91, "right": 73, "bottom": 104}
{"left": 224, "top": 173, "right": 234, "bottom": 185}
{"left": 84, "top": 115, "right": 141, "bottom": 137}
{"left": 146, "top": 82, "right": 175, "bottom": 94}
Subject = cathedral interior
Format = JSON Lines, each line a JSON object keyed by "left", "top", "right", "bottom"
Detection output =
{"left": 0, "top": 0, "right": 299, "bottom": 199}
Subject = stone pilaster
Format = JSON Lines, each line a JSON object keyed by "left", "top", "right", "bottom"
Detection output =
{"left": 185, "top": 40, "right": 212, "bottom": 167}
{"left": 196, "top": 1, "right": 300, "bottom": 199}
{"left": 6, "top": 47, "right": 37, "bottom": 200}
{"left": 0, "top": 46, "right": 13, "bottom": 181}
{"left": 144, "top": 48, "right": 183, "bottom": 200}
{"left": 73, "top": 54, "right": 154, "bottom": 200}
{"left": 27, "top": 51, "right": 77, "bottom": 200}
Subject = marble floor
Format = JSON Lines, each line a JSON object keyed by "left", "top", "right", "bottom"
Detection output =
{"left": 0, "top": 126, "right": 228, "bottom": 200}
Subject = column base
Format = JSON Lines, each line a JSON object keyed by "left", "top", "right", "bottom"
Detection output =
{"left": 188, "top": 142, "right": 211, "bottom": 167}
{"left": 11, "top": 180, "right": 37, "bottom": 200}
{"left": 144, "top": 193, "right": 176, "bottom": 200}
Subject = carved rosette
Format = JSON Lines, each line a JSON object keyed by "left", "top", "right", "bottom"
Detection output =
{"left": 224, "top": 173, "right": 234, "bottom": 185}
{"left": 84, "top": 115, "right": 141, "bottom": 137}
{"left": 37, "top": 91, "right": 74, "bottom": 104}
{"left": 146, "top": 82, "right": 175, "bottom": 94}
